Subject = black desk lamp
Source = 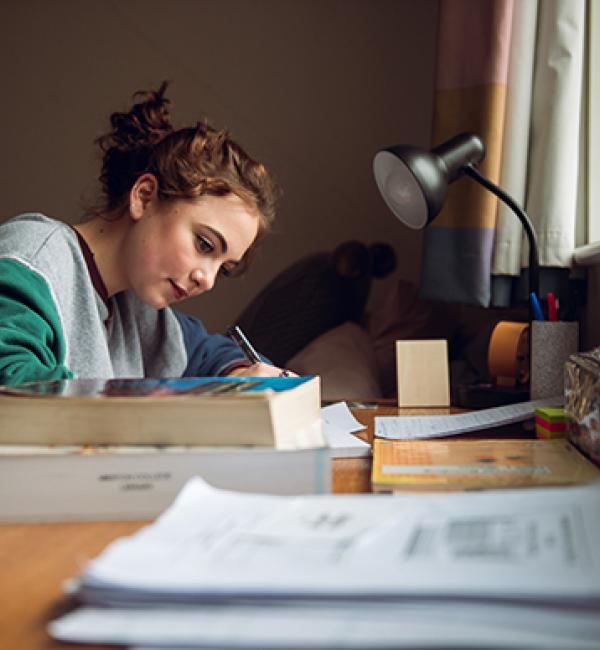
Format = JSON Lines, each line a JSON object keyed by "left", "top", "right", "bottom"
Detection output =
{"left": 372, "top": 132, "right": 540, "bottom": 312}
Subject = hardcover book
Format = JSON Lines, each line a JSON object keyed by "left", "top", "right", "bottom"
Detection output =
{"left": 0, "top": 376, "right": 322, "bottom": 448}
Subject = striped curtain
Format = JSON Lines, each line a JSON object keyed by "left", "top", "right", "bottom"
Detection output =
{"left": 420, "top": 0, "right": 587, "bottom": 308}
{"left": 420, "top": 0, "right": 514, "bottom": 306}
{"left": 492, "top": 0, "right": 585, "bottom": 307}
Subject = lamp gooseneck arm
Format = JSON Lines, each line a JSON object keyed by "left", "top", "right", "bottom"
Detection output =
{"left": 463, "top": 164, "right": 540, "bottom": 310}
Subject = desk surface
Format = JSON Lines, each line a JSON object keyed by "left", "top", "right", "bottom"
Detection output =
{"left": 0, "top": 404, "right": 509, "bottom": 649}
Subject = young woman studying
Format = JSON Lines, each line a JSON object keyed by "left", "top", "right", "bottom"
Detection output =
{"left": 0, "top": 83, "right": 288, "bottom": 386}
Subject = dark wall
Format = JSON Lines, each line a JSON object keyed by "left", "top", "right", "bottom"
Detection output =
{"left": 0, "top": 0, "right": 438, "bottom": 332}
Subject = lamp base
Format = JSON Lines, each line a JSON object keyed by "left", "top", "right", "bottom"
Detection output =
{"left": 456, "top": 381, "right": 530, "bottom": 410}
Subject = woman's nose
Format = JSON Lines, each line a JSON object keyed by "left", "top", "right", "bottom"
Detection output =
{"left": 191, "top": 267, "right": 217, "bottom": 293}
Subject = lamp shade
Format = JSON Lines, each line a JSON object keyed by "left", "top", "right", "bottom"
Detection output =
{"left": 373, "top": 131, "right": 540, "bottom": 323}
{"left": 373, "top": 133, "right": 485, "bottom": 229}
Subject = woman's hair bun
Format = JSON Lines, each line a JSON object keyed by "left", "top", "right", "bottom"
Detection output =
{"left": 98, "top": 81, "right": 173, "bottom": 152}
{"left": 96, "top": 81, "right": 174, "bottom": 209}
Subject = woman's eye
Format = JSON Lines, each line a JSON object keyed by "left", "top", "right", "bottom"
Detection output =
{"left": 220, "top": 263, "right": 238, "bottom": 278}
{"left": 196, "top": 236, "right": 214, "bottom": 254}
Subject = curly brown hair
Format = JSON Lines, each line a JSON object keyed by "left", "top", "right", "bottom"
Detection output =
{"left": 94, "top": 82, "right": 278, "bottom": 254}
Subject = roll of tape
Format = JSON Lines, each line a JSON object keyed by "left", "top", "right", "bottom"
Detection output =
{"left": 488, "top": 321, "right": 530, "bottom": 387}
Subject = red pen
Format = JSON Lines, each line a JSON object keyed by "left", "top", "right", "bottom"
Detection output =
{"left": 547, "top": 292, "right": 558, "bottom": 321}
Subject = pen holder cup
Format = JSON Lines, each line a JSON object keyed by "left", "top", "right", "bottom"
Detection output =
{"left": 530, "top": 321, "right": 579, "bottom": 400}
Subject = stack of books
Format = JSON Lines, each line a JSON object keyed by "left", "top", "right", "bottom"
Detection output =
{"left": 0, "top": 376, "right": 330, "bottom": 521}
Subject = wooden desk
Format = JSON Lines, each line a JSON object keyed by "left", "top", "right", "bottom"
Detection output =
{"left": 0, "top": 404, "right": 484, "bottom": 648}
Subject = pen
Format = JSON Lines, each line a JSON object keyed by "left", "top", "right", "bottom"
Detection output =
{"left": 530, "top": 292, "right": 544, "bottom": 321}
{"left": 546, "top": 292, "right": 558, "bottom": 322}
{"left": 227, "top": 325, "right": 291, "bottom": 377}
{"left": 226, "top": 325, "right": 262, "bottom": 364}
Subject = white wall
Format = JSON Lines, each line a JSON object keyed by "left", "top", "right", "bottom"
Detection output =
{"left": 0, "top": 0, "right": 438, "bottom": 332}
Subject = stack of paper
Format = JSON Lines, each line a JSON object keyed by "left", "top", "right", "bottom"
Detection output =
{"left": 50, "top": 477, "right": 600, "bottom": 648}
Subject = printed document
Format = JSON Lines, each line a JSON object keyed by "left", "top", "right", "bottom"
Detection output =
{"left": 50, "top": 477, "right": 600, "bottom": 648}
{"left": 76, "top": 477, "right": 600, "bottom": 603}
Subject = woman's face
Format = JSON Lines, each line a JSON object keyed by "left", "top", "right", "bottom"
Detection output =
{"left": 123, "top": 181, "right": 259, "bottom": 309}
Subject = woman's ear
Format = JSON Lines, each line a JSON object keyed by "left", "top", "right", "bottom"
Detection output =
{"left": 129, "top": 173, "right": 159, "bottom": 220}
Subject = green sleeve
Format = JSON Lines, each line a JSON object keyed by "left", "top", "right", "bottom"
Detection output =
{"left": 0, "top": 258, "right": 73, "bottom": 385}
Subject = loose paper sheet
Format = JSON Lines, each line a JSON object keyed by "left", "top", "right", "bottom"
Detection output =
{"left": 321, "top": 402, "right": 366, "bottom": 433}
{"left": 321, "top": 402, "right": 370, "bottom": 458}
{"left": 375, "top": 397, "right": 563, "bottom": 440}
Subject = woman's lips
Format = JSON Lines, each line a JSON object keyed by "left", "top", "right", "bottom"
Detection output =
{"left": 170, "top": 280, "right": 188, "bottom": 301}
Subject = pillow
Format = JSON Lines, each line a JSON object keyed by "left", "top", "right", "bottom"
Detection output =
{"left": 287, "top": 321, "right": 382, "bottom": 401}
{"left": 366, "top": 278, "right": 450, "bottom": 397}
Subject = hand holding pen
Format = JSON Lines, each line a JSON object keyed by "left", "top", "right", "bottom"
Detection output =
{"left": 226, "top": 325, "right": 294, "bottom": 377}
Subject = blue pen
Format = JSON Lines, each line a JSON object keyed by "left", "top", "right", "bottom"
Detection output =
{"left": 530, "top": 292, "right": 544, "bottom": 320}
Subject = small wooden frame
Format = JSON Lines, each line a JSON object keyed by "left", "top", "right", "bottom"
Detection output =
{"left": 396, "top": 339, "right": 450, "bottom": 407}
